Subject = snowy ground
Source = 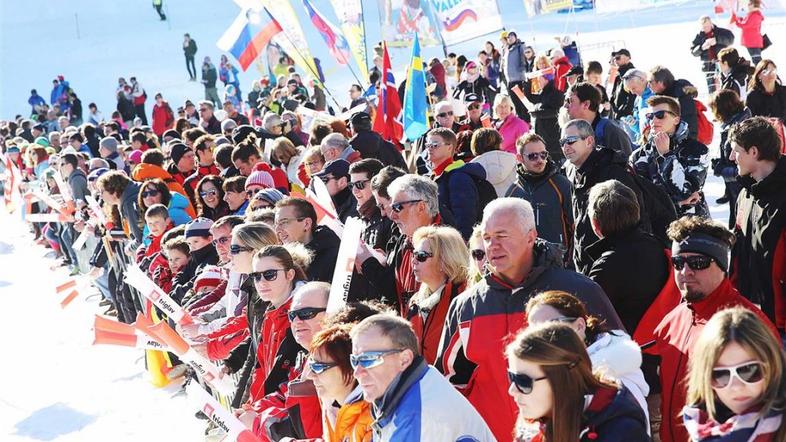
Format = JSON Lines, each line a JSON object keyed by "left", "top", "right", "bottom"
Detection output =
{"left": 1, "top": 0, "right": 784, "bottom": 440}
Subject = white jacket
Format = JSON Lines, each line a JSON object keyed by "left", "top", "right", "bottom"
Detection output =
{"left": 588, "top": 331, "right": 650, "bottom": 427}
{"left": 470, "top": 150, "right": 517, "bottom": 197}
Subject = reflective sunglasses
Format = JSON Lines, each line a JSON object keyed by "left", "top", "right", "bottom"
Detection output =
{"left": 141, "top": 189, "right": 161, "bottom": 198}
{"left": 436, "top": 111, "right": 454, "bottom": 118}
{"left": 671, "top": 255, "right": 714, "bottom": 271}
{"left": 471, "top": 249, "right": 485, "bottom": 261}
{"left": 288, "top": 307, "right": 326, "bottom": 322}
{"left": 467, "top": 103, "right": 481, "bottom": 110}
{"left": 230, "top": 244, "right": 254, "bottom": 255}
{"left": 424, "top": 141, "right": 445, "bottom": 150}
{"left": 249, "top": 269, "right": 285, "bottom": 282}
{"left": 646, "top": 110, "right": 676, "bottom": 120}
{"left": 308, "top": 358, "right": 338, "bottom": 375}
{"left": 413, "top": 250, "right": 434, "bottom": 263}
{"left": 559, "top": 135, "right": 585, "bottom": 146}
{"left": 200, "top": 189, "right": 218, "bottom": 198}
{"left": 350, "top": 179, "right": 369, "bottom": 190}
{"left": 711, "top": 361, "right": 765, "bottom": 389}
{"left": 350, "top": 349, "right": 405, "bottom": 370}
{"left": 391, "top": 199, "right": 422, "bottom": 213}
{"left": 507, "top": 371, "right": 548, "bottom": 394}
{"left": 525, "top": 152, "right": 549, "bottom": 161}
{"left": 211, "top": 236, "right": 231, "bottom": 247}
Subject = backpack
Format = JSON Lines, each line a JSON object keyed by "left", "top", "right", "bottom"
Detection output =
{"left": 626, "top": 165, "right": 678, "bottom": 246}
{"left": 694, "top": 99, "right": 714, "bottom": 145}
{"left": 440, "top": 168, "right": 497, "bottom": 228}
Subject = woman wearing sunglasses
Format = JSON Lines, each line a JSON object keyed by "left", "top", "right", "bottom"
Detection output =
{"left": 407, "top": 225, "right": 468, "bottom": 364}
{"left": 683, "top": 307, "right": 786, "bottom": 441}
{"left": 525, "top": 291, "right": 650, "bottom": 428}
{"left": 245, "top": 245, "right": 308, "bottom": 404}
{"left": 137, "top": 178, "right": 192, "bottom": 246}
{"left": 307, "top": 324, "right": 373, "bottom": 442}
{"left": 506, "top": 322, "right": 650, "bottom": 442}
{"left": 467, "top": 226, "right": 487, "bottom": 283}
{"left": 195, "top": 174, "right": 230, "bottom": 220}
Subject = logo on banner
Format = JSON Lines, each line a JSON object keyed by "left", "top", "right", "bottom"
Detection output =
{"left": 203, "top": 404, "right": 215, "bottom": 417}
{"left": 148, "top": 290, "right": 160, "bottom": 302}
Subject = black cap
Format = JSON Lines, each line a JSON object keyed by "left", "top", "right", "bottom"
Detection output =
{"left": 314, "top": 159, "right": 350, "bottom": 179}
{"left": 463, "top": 93, "right": 481, "bottom": 103}
{"left": 231, "top": 125, "right": 256, "bottom": 144}
{"left": 349, "top": 111, "right": 371, "bottom": 128}
{"left": 566, "top": 66, "right": 584, "bottom": 77}
{"left": 611, "top": 48, "right": 631, "bottom": 58}
{"left": 32, "top": 123, "right": 44, "bottom": 132}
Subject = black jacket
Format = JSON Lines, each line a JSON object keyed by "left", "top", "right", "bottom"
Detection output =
{"left": 733, "top": 156, "right": 786, "bottom": 327}
{"left": 360, "top": 228, "right": 409, "bottom": 310}
{"left": 719, "top": 60, "right": 752, "bottom": 97}
{"left": 169, "top": 243, "right": 219, "bottom": 304}
{"left": 348, "top": 201, "right": 395, "bottom": 304}
{"left": 184, "top": 39, "right": 197, "bottom": 58}
{"left": 579, "top": 386, "right": 650, "bottom": 442}
{"left": 452, "top": 76, "right": 496, "bottom": 104}
{"left": 332, "top": 186, "right": 358, "bottom": 224}
{"left": 202, "top": 63, "right": 218, "bottom": 89}
{"left": 610, "top": 62, "right": 637, "bottom": 119}
{"left": 746, "top": 84, "right": 786, "bottom": 120}
{"left": 690, "top": 25, "right": 734, "bottom": 62}
{"left": 524, "top": 79, "right": 564, "bottom": 158}
{"left": 305, "top": 226, "right": 341, "bottom": 283}
{"left": 349, "top": 130, "right": 408, "bottom": 170}
{"left": 587, "top": 227, "right": 669, "bottom": 334}
{"left": 663, "top": 78, "right": 699, "bottom": 139}
{"left": 568, "top": 147, "right": 645, "bottom": 275}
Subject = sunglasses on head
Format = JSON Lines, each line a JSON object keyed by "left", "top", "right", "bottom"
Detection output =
{"left": 200, "top": 189, "right": 217, "bottom": 198}
{"left": 471, "top": 249, "right": 485, "bottom": 261}
{"left": 141, "top": 189, "right": 160, "bottom": 198}
{"left": 229, "top": 244, "right": 254, "bottom": 255}
{"left": 436, "top": 111, "right": 454, "bottom": 118}
{"left": 249, "top": 269, "right": 285, "bottom": 282}
{"left": 507, "top": 371, "right": 548, "bottom": 394}
{"left": 671, "top": 255, "right": 714, "bottom": 271}
{"left": 711, "top": 361, "right": 764, "bottom": 389}
{"left": 287, "top": 306, "right": 326, "bottom": 322}
{"left": 391, "top": 199, "right": 422, "bottom": 213}
{"left": 525, "top": 152, "right": 549, "bottom": 161}
{"left": 646, "top": 110, "right": 676, "bottom": 120}
{"left": 413, "top": 250, "right": 434, "bottom": 263}
{"left": 350, "top": 349, "right": 404, "bottom": 370}
{"left": 308, "top": 358, "right": 338, "bottom": 375}
{"left": 559, "top": 135, "right": 585, "bottom": 146}
{"left": 350, "top": 179, "right": 369, "bottom": 190}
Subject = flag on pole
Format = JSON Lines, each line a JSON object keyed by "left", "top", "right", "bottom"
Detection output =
{"left": 402, "top": 34, "right": 429, "bottom": 141}
{"left": 373, "top": 42, "right": 404, "bottom": 143}
{"left": 327, "top": 0, "right": 369, "bottom": 81}
{"left": 217, "top": 8, "right": 283, "bottom": 71}
{"left": 302, "top": 0, "right": 352, "bottom": 65}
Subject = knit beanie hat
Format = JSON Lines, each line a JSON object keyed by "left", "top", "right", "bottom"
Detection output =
{"left": 128, "top": 149, "right": 143, "bottom": 164}
{"left": 185, "top": 217, "right": 214, "bottom": 238}
{"left": 170, "top": 143, "right": 190, "bottom": 165}
{"left": 99, "top": 136, "right": 119, "bottom": 153}
{"left": 193, "top": 265, "right": 224, "bottom": 293}
{"left": 245, "top": 170, "right": 274, "bottom": 190}
{"left": 253, "top": 188, "right": 285, "bottom": 205}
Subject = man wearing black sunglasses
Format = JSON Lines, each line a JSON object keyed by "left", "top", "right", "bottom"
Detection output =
{"left": 506, "top": 132, "right": 573, "bottom": 250}
{"left": 609, "top": 48, "right": 637, "bottom": 120}
{"left": 313, "top": 159, "right": 358, "bottom": 224}
{"left": 563, "top": 82, "right": 632, "bottom": 157}
{"left": 652, "top": 215, "right": 777, "bottom": 442}
{"left": 413, "top": 101, "right": 469, "bottom": 175}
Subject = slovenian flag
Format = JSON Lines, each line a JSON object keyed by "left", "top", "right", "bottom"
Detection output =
{"left": 301, "top": 0, "right": 351, "bottom": 66}
{"left": 217, "top": 8, "right": 283, "bottom": 71}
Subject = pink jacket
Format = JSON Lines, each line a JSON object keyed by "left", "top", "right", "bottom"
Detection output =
{"left": 732, "top": 10, "right": 764, "bottom": 49}
{"left": 496, "top": 114, "right": 530, "bottom": 153}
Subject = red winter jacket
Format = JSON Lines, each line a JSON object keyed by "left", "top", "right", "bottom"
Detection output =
{"left": 206, "top": 311, "right": 249, "bottom": 361}
{"left": 187, "top": 279, "right": 228, "bottom": 315}
{"left": 732, "top": 10, "right": 764, "bottom": 49}
{"left": 553, "top": 56, "right": 573, "bottom": 93}
{"left": 152, "top": 102, "right": 174, "bottom": 136}
{"left": 653, "top": 278, "right": 778, "bottom": 442}
{"left": 254, "top": 162, "right": 290, "bottom": 194}
{"left": 248, "top": 297, "right": 301, "bottom": 403}
{"left": 407, "top": 280, "right": 465, "bottom": 365}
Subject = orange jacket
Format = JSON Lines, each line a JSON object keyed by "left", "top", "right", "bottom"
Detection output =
{"left": 323, "top": 389, "right": 373, "bottom": 442}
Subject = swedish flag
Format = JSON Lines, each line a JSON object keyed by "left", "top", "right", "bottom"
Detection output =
{"left": 403, "top": 33, "right": 429, "bottom": 141}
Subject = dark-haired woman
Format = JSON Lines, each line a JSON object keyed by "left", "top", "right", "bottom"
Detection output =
{"left": 745, "top": 59, "right": 786, "bottom": 121}
{"left": 195, "top": 175, "right": 230, "bottom": 220}
{"left": 137, "top": 178, "right": 192, "bottom": 245}
{"left": 506, "top": 322, "right": 650, "bottom": 442}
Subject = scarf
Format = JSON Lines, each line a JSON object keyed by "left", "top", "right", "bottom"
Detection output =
{"left": 683, "top": 405, "right": 783, "bottom": 441}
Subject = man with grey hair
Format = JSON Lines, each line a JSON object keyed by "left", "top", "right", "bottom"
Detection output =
{"left": 350, "top": 313, "right": 495, "bottom": 441}
{"left": 358, "top": 174, "right": 440, "bottom": 313}
{"left": 436, "top": 197, "right": 622, "bottom": 442}
{"left": 561, "top": 118, "right": 644, "bottom": 274}
{"left": 622, "top": 69, "right": 654, "bottom": 141}
{"left": 320, "top": 133, "right": 361, "bottom": 163}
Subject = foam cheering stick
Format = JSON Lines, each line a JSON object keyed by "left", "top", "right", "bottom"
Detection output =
{"left": 148, "top": 321, "right": 235, "bottom": 395}
{"left": 327, "top": 217, "right": 363, "bottom": 315}
{"left": 93, "top": 315, "right": 172, "bottom": 351}
{"left": 55, "top": 279, "right": 80, "bottom": 308}
{"left": 32, "top": 189, "right": 65, "bottom": 213}
{"left": 124, "top": 265, "right": 193, "bottom": 325}
{"left": 25, "top": 213, "right": 64, "bottom": 223}
{"left": 186, "top": 382, "right": 260, "bottom": 442}
{"left": 85, "top": 195, "right": 107, "bottom": 226}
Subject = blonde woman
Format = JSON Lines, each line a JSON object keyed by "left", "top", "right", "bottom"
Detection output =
{"left": 682, "top": 307, "right": 786, "bottom": 441}
{"left": 493, "top": 94, "right": 530, "bottom": 153}
{"left": 406, "top": 225, "right": 469, "bottom": 364}
{"left": 467, "top": 226, "right": 487, "bottom": 284}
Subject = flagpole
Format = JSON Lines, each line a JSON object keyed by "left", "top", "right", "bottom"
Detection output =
{"left": 360, "top": 1, "right": 369, "bottom": 77}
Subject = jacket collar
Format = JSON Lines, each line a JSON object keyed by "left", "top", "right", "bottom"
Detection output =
{"left": 372, "top": 356, "right": 428, "bottom": 425}
{"left": 687, "top": 278, "right": 739, "bottom": 319}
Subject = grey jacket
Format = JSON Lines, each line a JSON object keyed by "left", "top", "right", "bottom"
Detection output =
{"left": 119, "top": 181, "right": 143, "bottom": 243}
{"left": 503, "top": 40, "right": 528, "bottom": 84}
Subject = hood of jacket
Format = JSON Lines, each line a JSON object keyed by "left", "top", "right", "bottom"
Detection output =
{"left": 587, "top": 332, "right": 644, "bottom": 384}
{"left": 721, "top": 108, "right": 752, "bottom": 131}
{"left": 442, "top": 159, "right": 487, "bottom": 180}
{"left": 582, "top": 386, "right": 648, "bottom": 438}
{"left": 471, "top": 151, "right": 516, "bottom": 187}
{"left": 132, "top": 162, "right": 174, "bottom": 182}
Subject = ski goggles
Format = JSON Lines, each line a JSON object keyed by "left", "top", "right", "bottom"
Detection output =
{"left": 350, "top": 349, "right": 405, "bottom": 370}
{"left": 711, "top": 361, "right": 765, "bottom": 389}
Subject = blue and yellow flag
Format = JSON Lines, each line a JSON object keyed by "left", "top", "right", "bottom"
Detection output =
{"left": 403, "top": 33, "right": 429, "bottom": 141}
